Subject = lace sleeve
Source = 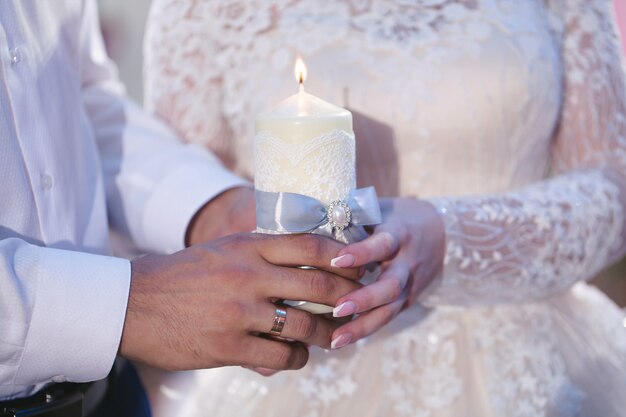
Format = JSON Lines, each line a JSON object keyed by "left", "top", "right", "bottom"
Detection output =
{"left": 143, "top": 0, "right": 234, "bottom": 168}
{"left": 421, "top": 0, "right": 626, "bottom": 307}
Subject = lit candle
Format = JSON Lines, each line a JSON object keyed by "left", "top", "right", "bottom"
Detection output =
{"left": 254, "top": 59, "right": 358, "bottom": 314}
{"left": 254, "top": 58, "right": 356, "bottom": 206}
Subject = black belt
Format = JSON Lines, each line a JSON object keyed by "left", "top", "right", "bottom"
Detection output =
{"left": 0, "top": 375, "right": 109, "bottom": 417}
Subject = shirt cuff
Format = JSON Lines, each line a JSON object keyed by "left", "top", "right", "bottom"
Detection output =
{"left": 14, "top": 246, "right": 131, "bottom": 385}
{"left": 140, "top": 156, "right": 249, "bottom": 254}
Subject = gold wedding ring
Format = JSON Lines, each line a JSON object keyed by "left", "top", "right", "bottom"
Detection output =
{"left": 269, "top": 307, "right": 287, "bottom": 336}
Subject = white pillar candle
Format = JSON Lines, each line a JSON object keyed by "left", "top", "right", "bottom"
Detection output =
{"left": 254, "top": 59, "right": 356, "bottom": 206}
{"left": 254, "top": 59, "right": 357, "bottom": 314}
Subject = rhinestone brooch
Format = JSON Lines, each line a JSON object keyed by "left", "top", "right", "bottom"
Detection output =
{"left": 327, "top": 200, "right": 352, "bottom": 231}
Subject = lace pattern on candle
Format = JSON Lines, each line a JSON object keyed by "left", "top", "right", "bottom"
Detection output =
{"left": 254, "top": 129, "right": 356, "bottom": 204}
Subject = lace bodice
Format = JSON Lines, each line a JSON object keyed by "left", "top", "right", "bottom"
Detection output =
{"left": 142, "top": 1, "right": 626, "bottom": 416}
{"left": 145, "top": 0, "right": 562, "bottom": 189}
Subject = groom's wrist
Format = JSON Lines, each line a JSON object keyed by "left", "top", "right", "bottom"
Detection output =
{"left": 185, "top": 186, "right": 256, "bottom": 246}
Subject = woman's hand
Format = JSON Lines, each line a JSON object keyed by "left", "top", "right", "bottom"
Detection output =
{"left": 328, "top": 198, "right": 446, "bottom": 349}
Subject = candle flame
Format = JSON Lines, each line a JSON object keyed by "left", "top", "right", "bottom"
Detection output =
{"left": 294, "top": 58, "right": 307, "bottom": 87}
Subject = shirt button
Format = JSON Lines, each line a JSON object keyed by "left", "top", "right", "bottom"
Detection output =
{"left": 41, "top": 173, "right": 54, "bottom": 191}
{"left": 52, "top": 375, "right": 66, "bottom": 383}
{"left": 9, "top": 47, "right": 23, "bottom": 64}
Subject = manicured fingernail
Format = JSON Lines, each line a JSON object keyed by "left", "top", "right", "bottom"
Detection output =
{"left": 254, "top": 367, "right": 279, "bottom": 377}
{"left": 330, "top": 254, "right": 355, "bottom": 268}
{"left": 331, "top": 333, "right": 352, "bottom": 349}
{"left": 333, "top": 301, "right": 357, "bottom": 318}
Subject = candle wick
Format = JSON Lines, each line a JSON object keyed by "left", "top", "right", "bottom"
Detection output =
{"left": 298, "top": 70, "right": 306, "bottom": 93}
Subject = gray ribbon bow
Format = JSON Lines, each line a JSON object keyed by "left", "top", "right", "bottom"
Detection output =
{"left": 256, "top": 186, "right": 382, "bottom": 239}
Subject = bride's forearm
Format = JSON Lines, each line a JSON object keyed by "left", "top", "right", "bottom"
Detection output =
{"left": 420, "top": 168, "right": 625, "bottom": 307}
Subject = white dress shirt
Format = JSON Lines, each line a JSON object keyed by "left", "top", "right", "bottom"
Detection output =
{"left": 0, "top": 0, "right": 246, "bottom": 400}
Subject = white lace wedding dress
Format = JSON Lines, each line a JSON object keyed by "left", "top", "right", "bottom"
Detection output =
{"left": 141, "top": 1, "right": 626, "bottom": 416}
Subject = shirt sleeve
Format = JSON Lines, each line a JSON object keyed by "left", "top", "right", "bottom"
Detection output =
{"left": 0, "top": 238, "right": 130, "bottom": 399}
{"left": 1, "top": 0, "right": 248, "bottom": 399}
{"left": 420, "top": 0, "right": 626, "bottom": 307}
{"left": 79, "top": 0, "right": 247, "bottom": 254}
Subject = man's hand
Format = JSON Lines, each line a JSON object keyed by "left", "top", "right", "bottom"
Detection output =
{"left": 119, "top": 233, "right": 360, "bottom": 372}
{"left": 186, "top": 187, "right": 256, "bottom": 245}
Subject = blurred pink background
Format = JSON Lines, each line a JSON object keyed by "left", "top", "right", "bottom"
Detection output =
{"left": 618, "top": 0, "right": 626, "bottom": 56}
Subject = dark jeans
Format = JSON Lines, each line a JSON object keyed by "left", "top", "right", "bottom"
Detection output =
{"left": 89, "top": 361, "right": 151, "bottom": 417}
